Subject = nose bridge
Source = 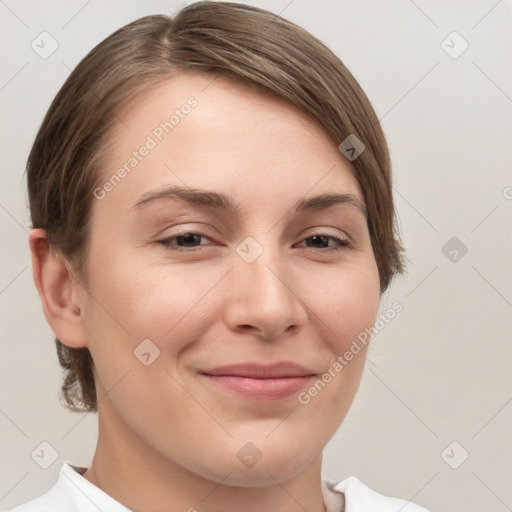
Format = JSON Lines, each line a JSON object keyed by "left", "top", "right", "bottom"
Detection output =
{"left": 236, "top": 236, "right": 289, "bottom": 300}
{"left": 226, "top": 234, "right": 304, "bottom": 338}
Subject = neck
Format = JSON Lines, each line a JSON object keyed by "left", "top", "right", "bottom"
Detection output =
{"left": 82, "top": 403, "right": 328, "bottom": 512}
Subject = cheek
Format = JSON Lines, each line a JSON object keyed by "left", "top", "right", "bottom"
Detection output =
{"left": 85, "top": 246, "right": 210, "bottom": 335}
{"left": 82, "top": 249, "right": 229, "bottom": 383}
{"left": 292, "top": 265, "right": 380, "bottom": 421}
{"left": 312, "top": 261, "right": 381, "bottom": 350}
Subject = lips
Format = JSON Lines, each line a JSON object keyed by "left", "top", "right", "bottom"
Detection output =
{"left": 199, "top": 362, "right": 316, "bottom": 401}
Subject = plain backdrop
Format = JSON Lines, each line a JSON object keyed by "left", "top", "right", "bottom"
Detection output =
{"left": 1, "top": 1, "right": 511, "bottom": 511}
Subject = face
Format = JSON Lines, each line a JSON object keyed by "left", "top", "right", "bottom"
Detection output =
{"left": 75, "top": 72, "right": 381, "bottom": 486}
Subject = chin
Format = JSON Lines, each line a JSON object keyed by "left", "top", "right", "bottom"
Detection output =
{"left": 194, "top": 437, "right": 319, "bottom": 488}
{"left": 209, "top": 460, "right": 312, "bottom": 489}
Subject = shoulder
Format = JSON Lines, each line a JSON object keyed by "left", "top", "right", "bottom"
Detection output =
{"left": 5, "top": 473, "right": 74, "bottom": 512}
{"left": 5, "top": 462, "right": 130, "bottom": 512}
{"left": 324, "top": 476, "right": 431, "bottom": 512}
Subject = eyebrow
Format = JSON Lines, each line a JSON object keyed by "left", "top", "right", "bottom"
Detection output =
{"left": 130, "top": 186, "right": 367, "bottom": 217}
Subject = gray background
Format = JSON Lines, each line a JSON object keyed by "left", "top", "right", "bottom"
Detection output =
{"left": 1, "top": 1, "right": 511, "bottom": 511}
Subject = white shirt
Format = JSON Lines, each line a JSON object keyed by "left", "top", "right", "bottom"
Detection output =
{"left": 6, "top": 462, "right": 430, "bottom": 512}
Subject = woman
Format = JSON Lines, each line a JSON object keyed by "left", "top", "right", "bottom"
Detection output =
{"left": 11, "top": 1, "right": 429, "bottom": 510}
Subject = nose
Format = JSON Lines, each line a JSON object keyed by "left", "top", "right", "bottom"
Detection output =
{"left": 223, "top": 243, "right": 308, "bottom": 340}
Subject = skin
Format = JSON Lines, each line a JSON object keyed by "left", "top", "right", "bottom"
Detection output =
{"left": 30, "top": 73, "right": 381, "bottom": 512}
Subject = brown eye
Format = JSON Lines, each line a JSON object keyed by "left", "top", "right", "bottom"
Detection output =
{"left": 297, "top": 234, "right": 351, "bottom": 251}
{"left": 158, "top": 232, "right": 213, "bottom": 251}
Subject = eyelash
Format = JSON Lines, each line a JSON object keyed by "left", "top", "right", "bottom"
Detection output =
{"left": 157, "top": 231, "right": 351, "bottom": 253}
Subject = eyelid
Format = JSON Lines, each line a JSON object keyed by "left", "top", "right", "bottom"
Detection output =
{"left": 299, "top": 225, "right": 351, "bottom": 242}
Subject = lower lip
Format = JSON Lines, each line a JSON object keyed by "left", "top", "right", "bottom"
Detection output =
{"left": 201, "top": 374, "right": 315, "bottom": 401}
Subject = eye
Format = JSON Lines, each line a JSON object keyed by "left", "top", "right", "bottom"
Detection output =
{"left": 158, "top": 231, "right": 213, "bottom": 251}
{"left": 295, "top": 233, "right": 351, "bottom": 251}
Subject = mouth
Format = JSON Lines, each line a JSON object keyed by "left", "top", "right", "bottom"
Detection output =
{"left": 198, "top": 362, "right": 317, "bottom": 401}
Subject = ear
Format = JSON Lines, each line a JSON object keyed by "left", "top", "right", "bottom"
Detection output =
{"left": 29, "top": 228, "right": 88, "bottom": 349}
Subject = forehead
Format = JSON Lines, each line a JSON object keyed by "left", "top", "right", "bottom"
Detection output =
{"left": 94, "top": 72, "right": 363, "bottom": 219}
{"left": 109, "top": 72, "right": 338, "bottom": 152}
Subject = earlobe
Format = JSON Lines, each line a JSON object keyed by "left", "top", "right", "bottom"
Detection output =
{"left": 29, "top": 228, "right": 88, "bottom": 349}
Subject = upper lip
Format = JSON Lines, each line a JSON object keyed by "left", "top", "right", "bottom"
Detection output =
{"left": 199, "top": 362, "right": 316, "bottom": 379}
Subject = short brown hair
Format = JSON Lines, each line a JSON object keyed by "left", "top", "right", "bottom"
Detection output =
{"left": 26, "top": 1, "right": 405, "bottom": 412}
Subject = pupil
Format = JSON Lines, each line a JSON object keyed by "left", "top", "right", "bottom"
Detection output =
{"left": 309, "top": 235, "right": 328, "bottom": 248}
{"left": 178, "top": 234, "right": 199, "bottom": 246}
